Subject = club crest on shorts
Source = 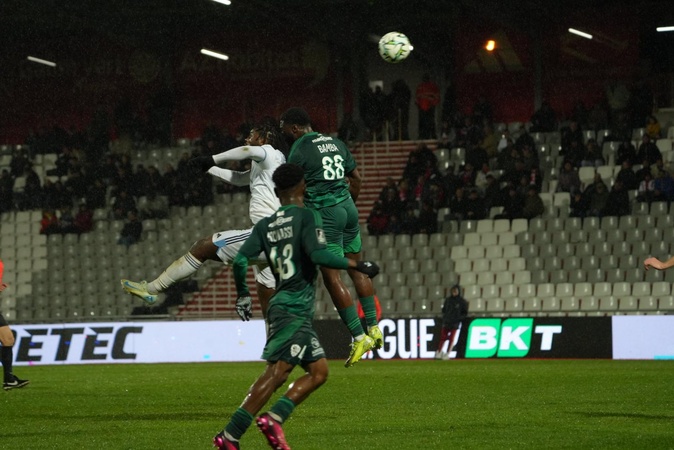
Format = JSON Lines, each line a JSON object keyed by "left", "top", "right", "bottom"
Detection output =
{"left": 290, "top": 344, "right": 302, "bottom": 357}
{"left": 316, "top": 228, "right": 326, "bottom": 245}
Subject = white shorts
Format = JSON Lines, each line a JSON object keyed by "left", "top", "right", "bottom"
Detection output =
{"left": 212, "top": 229, "right": 275, "bottom": 289}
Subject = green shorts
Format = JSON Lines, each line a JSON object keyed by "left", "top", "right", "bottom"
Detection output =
{"left": 262, "top": 305, "right": 326, "bottom": 364}
{"left": 316, "top": 197, "right": 361, "bottom": 256}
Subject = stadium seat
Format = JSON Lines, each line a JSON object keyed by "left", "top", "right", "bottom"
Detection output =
{"left": 561, "top": 297, "right": 580, "bottom": 312}
{"left": 618, "top": 297, "right": 638, "bottom": 311}
{"left": 485, "top": 246, "right": 504, "bottom": 259}
{"left": 593, "top": 282, "right": 612, "bottom": 298}
{"left": 486, "top": 298, "right": 505, "bottom": 313}
{"left": 579, "top": 297, "right": 598, "bottom": 311}
{"left": 500, "top": 285, "right": 518, "bottom": 299}
{"left": 481, "top": 285, "right": 500, "bottom": 299}
{"left": 537, "top": 283, "right": 555, "bottom": 298}
{"left": 651, "top": 282, "right": 671, "bottom": 298}
{"left": 638, "top": 296, "right": 657, "bottom": 311}
{"left": 659, "top": 297, "right": 674, "bottom": 311}
{"left": 468, "top": 246, "right": 486, "bottom": 259}
{"left": 476, "top": 272, "right": 495, "bottom": 286}
{"left": 451, "top": 246, "right": 468, "bottom": 259}
{"left": 510, "top": 219, "right": 528, "bottom": 234}
{"left": 549, "top": 270, "right": 568, "bottom": 284}
{"left": 599, "top": 297, "right": 618, "bottom": 312}
{"left": 468, "top": 298, "right": 486, "bottom": 313}
{"left": 541, "top": 297, "right": 561, "bottom": 312}
{"left": 631, "top": 282, "right": 651, "bottom": 298}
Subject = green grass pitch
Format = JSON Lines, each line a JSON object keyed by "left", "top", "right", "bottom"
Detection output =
{"left": 2, "top": 359, "right": 674, "bottom": 449}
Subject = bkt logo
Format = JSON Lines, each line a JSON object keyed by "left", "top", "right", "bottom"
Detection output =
{"left": 465, "top": 318, "right": 562, "bottom": 358}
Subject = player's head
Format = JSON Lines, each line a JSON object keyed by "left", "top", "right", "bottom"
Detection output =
{"left": 248, "top": 118, "right": 290, "bottom": 155}
{"left": 280, "top": 107, "right": 312, "bottom": 143}
{"left": 272, "top": 163, "right": 305, "bottom": 204}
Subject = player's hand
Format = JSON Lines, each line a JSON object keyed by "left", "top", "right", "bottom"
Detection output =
{"left": 235, "top": 295, "right": 253, "bottom": 321}
{"left": 188, "top": 155, "right": 215, "bottom": 171}
{"left": 644, "top": 257, "right": 662, "bottom": 271}
{"left": 356, "top": 261, "right": 380, "bottom": 279}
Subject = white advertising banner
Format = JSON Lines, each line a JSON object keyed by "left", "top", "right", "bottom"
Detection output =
{"left": 10, "top": 320, "right": 267, "bottom": 365}
{"left": 612, "top": 316, "right": 674, "bottom": 360}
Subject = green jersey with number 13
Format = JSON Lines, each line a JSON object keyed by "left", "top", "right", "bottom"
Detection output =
{"left": 237, "top": 204, "right": 328, "bottom": 317}
{"left": 287, "top": 132, "right": 357, "bottom": 209}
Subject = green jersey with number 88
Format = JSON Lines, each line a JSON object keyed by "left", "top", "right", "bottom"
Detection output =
{"left": 287, "top": 132, "right": 357, "bottom": 209}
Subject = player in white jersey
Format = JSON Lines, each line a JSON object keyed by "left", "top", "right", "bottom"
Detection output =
{"left": 121, "top": 120, "right": 287, "bottom": 318}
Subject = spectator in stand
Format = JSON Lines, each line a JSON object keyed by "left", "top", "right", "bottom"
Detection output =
{"left": 515, "top": 126, "right": 537, "bottom": 154}
{"left": 85, "top": 178, "right": 108, "bottom": 210}
{"left": 602, "top": 180, "right": 631, "bottom": 217}
{"left": 523, "top": 186, "right": 546, "bottom": 219}
{"left": 112, "top": 189, "right": 136, "bottom": 220}
{"left": 434, "top": 284, "right": 468, "bottom": 360}
{"left": 46, "top": 147, "right": 75, "bottom": 178}
{"left": 474, "top": 163, "right": 493, "bottom": 194}
{"left": 652, "top": 169, "right": 674, "bottom": 202}
{"left": 645, "top": 114, "right": 661, "bottom": 140}
{"left": 447, "top": 186, "right": 469, "bottom": 222}
{"left": 479, "top": 124, "right": 499, "bottom": 163}
{"left": 417, "top": 201, "right": 439, "bottom": 234}
{"left": 556, "top": 160, "right": 582, "bottom": 195}
{"left": 0, "top": 170, "right": 13, "bottom": 213}
{"left": 465, "top": 142, "right": 489, "bottom": 172}
{"left": 530, "top": 101, "right": 557, "bottom": 132}
{"left": 381, "top": 186, "right": 405, "bottom": 218}
{"left": 585, "top": 179, "right": 610, "bottom": 217}
{"left": 637, "top": 134, "right": 662, "bottom": 166}
{"left": 616, "top": 139, "right": 638, "bottom": 166}
{"left": 58, "top": 207, "right": 77, "bottom": 234}
{"left": 482, "top": 174, "right": 502, "bottom": 211}
{"left": 39, "top": 209, "right": 60, "bottom": 235}
{"left": 637, "top": 171, "right": 656, "bottom": 203}
{"left": 494, "top": 184, "right": 524, "bottom": 220}
{"left": 561, "top": 120, "right": 584, "bottom": 152}
{"left": 399, "top": 205, "right": 419, "bottom": 235}
{"left": 117, "top": 209, "right": 143, "bottom": 248}
{"left": 497, "top": 144, "right": 521, "bottom": 176}
{"left": 519, "top": 144, "right": 539, "bottom": 172}
{"left": 9, "top": 149, "right": 30, "bottom": 178}
{"left": 570, "top": 190, "right": 588, "bottom": 218}
{"left": 43, "top": 179, "right": 72, "bottom": 210}
{"left": 457, "top": 162, "right": 477, "bottom": 188}
{"left": 580, "top": 139, "right": 605, "bottom": 167}
{"left": 415, "top": 73, "right": 441, "bottom": 139}
{"left": 366, "top": 202, "right": 389, "bottom": 236}
{"left": 464, "top": 189, "right": 487, "bottom": 221}
{"left": 401, "top": 151, "right": 424, "bottom": 187}
{"left": 501, "top": 159, "right": 528, "bottom": 188}
{"left": 563, "top": 139, "right": 586, "bottom": 168}
{"left": 73, "top": 203, "right": 94, "bottom": 234}
{"left": 378, "top": 177, "right": 398, "bottom": 202}
{"left": 396, "top": 178, "right": 412, "bottom": 207}
{"left": 454, "top": 115, "right": 482, "bottom": 149}
{"left": 424, "top": 181, "right": 446, "bottom": 210}
{"left": 615, "top": 159, "right": 639, "bottom": 191}
{"left": 21, "top": 164, "right": 42, "bottom": 210}
{"left": 63, "top": 167, "right": 88, "bottom": 201}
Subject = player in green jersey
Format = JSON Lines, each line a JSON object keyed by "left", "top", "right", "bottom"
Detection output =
{"left": 213, "top": 163, "right": 379, "bottom": 450}
{"left": 279, "top": 107, "right": 383, "bottom": 367}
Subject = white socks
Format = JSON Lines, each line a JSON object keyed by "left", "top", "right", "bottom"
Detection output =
{"left": 147, "top": 252, "right": 203, "bottom": 294}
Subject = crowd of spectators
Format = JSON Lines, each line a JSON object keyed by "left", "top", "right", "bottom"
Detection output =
{"left": 1, "top": 123, "right": 253, "bottom": 245}
{"left": 367, "top": 87, "right": 671, "bottom": 236}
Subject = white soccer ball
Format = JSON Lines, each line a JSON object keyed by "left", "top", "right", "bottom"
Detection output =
{"left": 378, "top": 32, "right": 413, "bottom": 63}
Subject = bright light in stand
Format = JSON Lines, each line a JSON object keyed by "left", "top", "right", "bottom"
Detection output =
{"left": 212, "top": 0, "right": 231, "bottom": 5}
{"left": 568, "top": 28, "right": 593, "bottom": 39}
{"left": 27, "top": 56, "right": 56, "bottom": 67}
{"left": 200, "top": 49, "right": 229, "bottom": 61}
{"left": 656, "top": 26, "right": 674, "bottom": 32}
{"left": 485, "top": 40, "right": 496, "bottom": 51}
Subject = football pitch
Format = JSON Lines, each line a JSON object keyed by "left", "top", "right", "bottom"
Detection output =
{"left": 2, "top": 359, "right": 673, "bottom": 449}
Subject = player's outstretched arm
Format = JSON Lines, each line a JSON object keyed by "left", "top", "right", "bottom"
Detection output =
{"left": 644, "top": 256, "right": 674, "bottom": 270}
{"left": 310, "top": 249, "right": 379, "bottom": 278}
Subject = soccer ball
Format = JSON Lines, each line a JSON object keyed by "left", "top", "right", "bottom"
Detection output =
{"left": 378, "top": 32, "right": 413, "bottom": 63}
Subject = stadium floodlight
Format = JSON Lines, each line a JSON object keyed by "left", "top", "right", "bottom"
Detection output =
{"left": 27, "top": 56, "right": 56, "bottom": 67}
{"left": 656, "top": 26, "right": 674, "bottom": 32}
{"left": 212, "top": 0, "right": 231, "bottom": 5}
{"left": 200, "top": 49, "right": 229, "bottom": 61}
{"left": 568, "top": 28, "right": 593, "bottom": 40}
